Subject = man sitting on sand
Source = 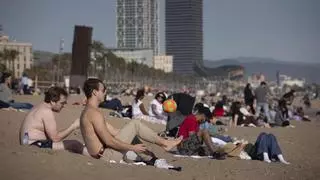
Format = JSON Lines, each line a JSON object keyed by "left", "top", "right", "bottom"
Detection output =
{"left": 19, "top": 87, "right": 84, "bottom": 154}
{"left": 80, "top": 78, "right": 182, "bottom": 162}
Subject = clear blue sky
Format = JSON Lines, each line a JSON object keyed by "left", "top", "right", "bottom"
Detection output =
{"left": 1, "top": 0, "right": 319, "bottom": 62}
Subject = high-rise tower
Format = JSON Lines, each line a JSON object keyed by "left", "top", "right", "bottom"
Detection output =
{"left": 116, "top": 0, "right": 159, "bottom": 55}
{"left": 165, "top": 0, "right": 203, "bottom": 74}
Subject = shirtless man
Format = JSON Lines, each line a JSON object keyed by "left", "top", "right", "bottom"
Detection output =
{"left": 80, "top": 78, "right": 182, "bottom": 162}
{"left": 19, "top": 87, "right": 84, "bottom": 154}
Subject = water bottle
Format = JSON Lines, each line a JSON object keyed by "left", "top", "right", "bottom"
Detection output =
{"left": 22, "top": 132, "right": 29, "bottom": 145}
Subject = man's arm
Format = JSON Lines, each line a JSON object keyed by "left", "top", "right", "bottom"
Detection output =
{"left": 233, "top": 114, "right": 238, "bottom": 126}
{"left": 92, "top": 112, "right": 146, "bottom": 152}
{"left": 151, "top": 104, "right": 160, "bottom": 116}
{"left": 139, "top": 103, "right": 149, "bottom": 115}
{"left": 43, "top": 111, "right": 78, "bottom": 142}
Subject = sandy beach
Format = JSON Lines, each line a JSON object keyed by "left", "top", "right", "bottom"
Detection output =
{"left": 0, "top": 95, "right": 320, "bottom": 180}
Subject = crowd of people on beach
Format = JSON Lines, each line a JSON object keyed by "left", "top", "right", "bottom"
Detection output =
{"left": 0, "top": 71, "right": 317, "bottom": 170}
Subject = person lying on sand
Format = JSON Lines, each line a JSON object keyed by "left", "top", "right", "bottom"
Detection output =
{"left": 80, "top": 78, "right": 182, "bottom": 162}
{"left": 244, "top": 132, "right": 290, "bottom": 164}
{"left": 19, "top": 87, "right": 85, "bottom": 154}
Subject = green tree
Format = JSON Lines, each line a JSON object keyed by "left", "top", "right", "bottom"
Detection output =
{"left": 2, "top": 49, "right": 18, "bottom": 76}
{"left": 9, "top": 49, "right": 19, "bottom": 76}
{"left": 0, "top": 51, "right": 3, "bottom": 61}
{"left": 51, "top": 52, "right": 72, "bottom": 81}
{"left": 91, "top": 40, "right": 107, "bottom": 78}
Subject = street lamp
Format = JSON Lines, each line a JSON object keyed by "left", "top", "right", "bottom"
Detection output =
{"left": 57, "top": 38, "right": 64, "bottom": 85}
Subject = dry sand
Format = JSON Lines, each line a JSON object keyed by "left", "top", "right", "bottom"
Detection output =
{"left": 0, "top": 95, "right": 320, "bottom": 180}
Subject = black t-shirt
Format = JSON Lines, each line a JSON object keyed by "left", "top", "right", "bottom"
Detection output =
{"left": 232, "top": 111, "right": 245, "bottom": 125}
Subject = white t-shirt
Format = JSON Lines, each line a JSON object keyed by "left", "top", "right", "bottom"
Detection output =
{"left": 148, "top": 99, "right": 164, "bottom": 117}
{"left": 240, "top": 107, "right": 251, "bottom": 116}
{"left": 132, "top": 99, "right": 143, "bottom": 117}
{"left": 22, "top": 77, "right": 28, "bottom": 85}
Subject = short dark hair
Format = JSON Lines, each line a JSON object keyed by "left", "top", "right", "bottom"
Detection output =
{"left": 83, "top": 78, "right": 104, "bottom": 98}
{"left": 260, "top": 81, "right": 267, "bottom": 86}
{"left": 44, "top": 87, "right": 68, "bottom": 103}
{"left": 197, "top": 106, "right": 212, "bottom": 120}
{"left": 155, "top": 92, "right": 165, "bottom": 100}
{"left": 0, "top": 72, "right": 11, "bottom": 83}
{"left": 135, "top": 89, "right": 145, "bottom": 102}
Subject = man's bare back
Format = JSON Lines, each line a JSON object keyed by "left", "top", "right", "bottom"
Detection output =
{"left": 20, "top": 103, "right": 55, "bottom": 144}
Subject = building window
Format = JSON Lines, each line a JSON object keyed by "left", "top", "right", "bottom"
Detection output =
{"left": 17, "top": 72, "right": 20, "bottom": 77}
{"left": 24, "top": 56, "right": 26, "bottom": 61}
{"left": 17, "top": 64, "right": 20, "bottom": 70}
{"left": 24, "top": 64, "right": 26, "bottom": 69}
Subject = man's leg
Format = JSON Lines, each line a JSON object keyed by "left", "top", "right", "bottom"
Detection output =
{"left": 0, "top": 100, "right": 10, "bottom": 109}
{"left": 52, "top": 140, "right": 88, "bottom": 155}
{"left": 112, "top": 98, "right": 123, "bottom": 111}
{"left": 9, "top": 102, "right": 33, "bottom": 110}
{"left": 102, "top": 119, "right": 181, "bottom": 162}
{"left": 266, "top": 134, "right": 282, "bottom": 157}
{"left": 100, "top": 99, "right": 123, "bottom": 111}
{"left": 250, "top": 103, "right": 256, "bottom": 114}
{"left": 255, "top": 103, "right": 262, "bottom": 117}
{"left": 254, "top": 132, "right": 271, "bottom": 162}
{"left": 263, "top": 103, "right": 272, "bottom": 123}
{"left": 115, "top": 119, "right": 181, "bottom": 150}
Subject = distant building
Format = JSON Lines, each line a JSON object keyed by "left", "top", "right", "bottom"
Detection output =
{"left": 0, "top": 35, "right": 33, "bottom": 78}
{"left": 109, "top": 48, "right": 153, "bottom": 67}
{"left": 153, "top": 55, "right": 173, "bottom": 73}
{"left": 165, "top": 0, "right": 203, "bottom": 74}
{"left": 116, "top": 0, "right": 159, "bottom": 56}
{"left": 279, "top": 74, "right": 305, "bottom": 87}
{"left": 248, "top": 73, "right": 266, "bottom": 87}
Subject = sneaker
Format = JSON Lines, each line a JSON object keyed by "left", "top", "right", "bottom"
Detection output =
{"left": 239, "top": 151, "right": 251, "bottom": 160}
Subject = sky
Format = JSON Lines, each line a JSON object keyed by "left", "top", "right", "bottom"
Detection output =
{"left": 1, "top": 0, "right": 319, "bottom": 62}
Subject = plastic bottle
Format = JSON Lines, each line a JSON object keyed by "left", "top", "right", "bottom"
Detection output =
{"left": 22, "top": 132, "right": 29, "bottom": 145}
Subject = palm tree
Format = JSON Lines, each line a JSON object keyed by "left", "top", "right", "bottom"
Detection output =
{"left": 51, "top": 52, "right": 72, "bottom": 82}
{"left": 8, "top": 49, "right": 19, "bottom": 77}
{"left": 91, "top": 40, "right": 107, "bottom": 78}
{"left": 0, "top": 51, "right": 6, "bottom": 72}
{"left": 2, "top": 49, "right": 11, "bottom": 70}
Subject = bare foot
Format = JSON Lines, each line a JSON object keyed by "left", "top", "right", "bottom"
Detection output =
{"left": 163, "top": 136, "right": 183, "bottom": 151}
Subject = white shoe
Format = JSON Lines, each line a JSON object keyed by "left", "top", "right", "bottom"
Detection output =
{"left": 154, "top": 159, "right": 173, "bottom": 169}
{"left": 239, "top": 151, "right": 251, "bottom": 160}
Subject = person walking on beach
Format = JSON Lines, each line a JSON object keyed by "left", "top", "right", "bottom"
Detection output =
{"left": 254, "top": 82, "right": 272, "bottom": 124}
